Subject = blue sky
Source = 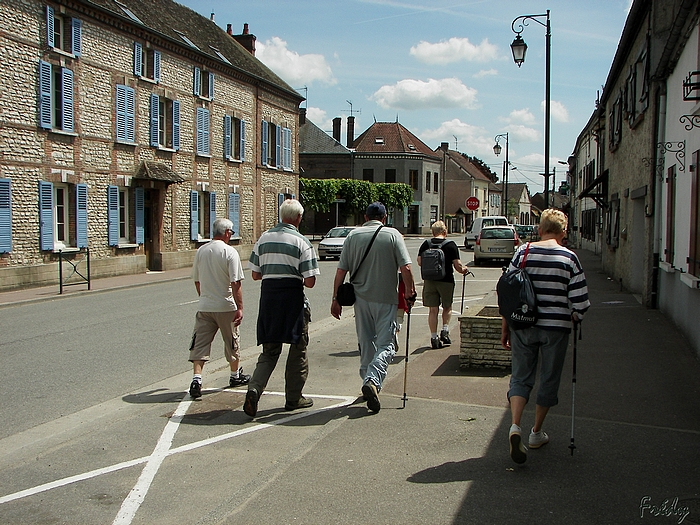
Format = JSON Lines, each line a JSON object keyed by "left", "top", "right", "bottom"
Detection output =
{"left": 178, "top": 0, "right": 632, "bottom": 194}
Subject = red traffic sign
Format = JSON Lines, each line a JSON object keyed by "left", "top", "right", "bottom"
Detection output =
{"left": 466, "top": 196, "right": 480, "bottom": 211}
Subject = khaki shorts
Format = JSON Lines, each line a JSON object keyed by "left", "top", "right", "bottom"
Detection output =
{"left": 422, "top": 280, "right": 455, "bottom": 308}
{"left": 188, "top": 311, "right": 240, "bottom": 364}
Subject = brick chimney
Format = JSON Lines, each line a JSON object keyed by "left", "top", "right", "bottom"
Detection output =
{"left": 232, "top": 23, "right": 256, "bottom": 56}
{"left": 299, "top": 107, "right": 306, "bottom": 125}
{"left": 332, "top": 117, "right": 341, "bottom": 142}
{"left": 346, "top": 116, "right": 355, "bottom": 149}
{"left": 440, "top": 142, "right": 449, "bottom": 152}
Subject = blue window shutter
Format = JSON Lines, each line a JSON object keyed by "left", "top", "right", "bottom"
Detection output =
{"left": 116, "top": 85, "right": 135, "bottom": 142}
{"left": 278, "top": 193, "right": 285, "bottom": 222}
{"left": 46, "top": 6, "right": 54, "bottom": 48}
{"left": 61, "top": 68, "right": 74, "bottom": 132}
{"left": 228, "top": 193, "right": 240, "bottom": 237}
{"left": 107, "top": 185, "right": 119, "bottom": 246}
{"left": 275, "top": 125, "right": 281, "bottom": 167}
{"left": 133, "top": 42, "right": 142, "bottom": 77}
{"left": 76, "top": 183, "right": 88, "bottom": 248}
{"left": 193, "top": 67, "right": 200, "bottom": 96}
{"left": 209, "top": 192, "right": 216, "bottom": 237}
{"left": 172, "top": 100, "right": 180, "bottom": 151}
{"left": 196, "top": 108, "right": 209, "bottom": 155}
{"left": 240, "top": 119, "right": 246, "bottom": 162}
{"left": 135, "top": 187, "right": 144, "bottom": 244}
{"left": 0, "top": 179, "right": 12, "bottom": 253}
{"left": 203, "top": 109, "right": 210, "bottom": 154}
{"left": 209, "top": 72, "right": 215, "bottom": 99}
{"left": 261, "top": 120, "right": 268, "bottom": 165}
{"left": 223, "top": 115, "right": 232, "bottom": 160}
{"left": 39, "top": 61, "right": 52, "bottom": 129}
{"left": 39, "top": 181, "right": 54, "bottom": 250}
{"left": 190, "top": 191, "right": 199, "bottom": 241}
{"left": 284, "top": 128, "right": 292, "bottom": 169}
{"left": 71, "top": 18, "right": 82, "bottom": 56}
{"left": 153, "top": 51, "right": 161, "bottom": 82}
{"left": 149, "top": 94, "right": 159, "bottom": 147}
{"left": 196, "top": 108, "right": 203, "bottom": 155}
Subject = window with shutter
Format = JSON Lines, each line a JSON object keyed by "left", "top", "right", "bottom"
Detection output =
{"left": 228, "top": 193, "right": 240, "bottom": 237}
{"left": 39, "top": 181, "right": 54, "bottom": 250}
{"left": 224, "top": 116, "right": 245, "bottom": 161}
{"left": 46, "top": 6, "right": 81, "bottom": 56}
{"left": 150, "top": 95, "right": 178, "bottom": 150}
{"left": 134, "top": 42, "right": 160, "bottom": 82}
{"left": 116, "top": 84, "right": 135, "bottom": 143}
{"left": 196, "top": 108, "right": 210, "bottom": 155}
{"left": 135, "top": 187, "right": 144, "bottom": 244}
{"left": 261, "top": 120, "right": 268, "bottom": 165}
{"left": 76, "top": 183, "right": 88, "bottom": 248}
{"left": 0, "top": 179, "right": 12, "bottom": 253}
{"left": 38, "top": 61, "right": 74, "bottom": 132}
{"left": 190, "top": 191, "right": 199, "bottom": 241}
{"left": 209, "top": 192, "right": 216, "bottom": 238}
{"left": 107, "top": 185, "right": 119, "bottom": 246}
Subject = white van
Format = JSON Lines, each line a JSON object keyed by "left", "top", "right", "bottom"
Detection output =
{"left": 464, "top": 216, "right": 509, "bottom": 248}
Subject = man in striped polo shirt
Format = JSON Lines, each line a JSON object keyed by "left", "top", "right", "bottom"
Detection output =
{"left": 244, "top": 199, "right": 320, "bottom": 418}
{"left": 500, "top": 208, "right": 590, "bottom": 464}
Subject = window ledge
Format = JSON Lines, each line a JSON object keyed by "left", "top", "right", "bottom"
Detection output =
{"left": 54, "top": 246, "right": 80, "bottom": 253}
{"left": 226, "top": 157, "right": 243, "bottom": 164}
{"left": 116, "top": 140, "right": 137, "bottom": 147}
{"left": 47, "top": 129, "right": 78, "bottom": 137}
{"left": 196, "top": 95, "right": 213, "bottom": 102}
{"left": 117, "top": 243, "right": 139, "bottom": 249}
{"left": 680, "top": 273, "right": 700, "bottom": 289}
{"left": 138, "top": 76, "right": 158, "bottom": 84}
{"left": 196, "top": 153, "right": 212, "bottom": 159}
{"left": 659, "top": 261, "right": 675, "bottom": 273}
{"left": 196, "top": 237, "right": 211, "bottom": 243}
{"left": 49, "top": 47, "right": 76, "bottom": 59}
{"left": 157, "top": 146, "right": 177, "bottom": 153}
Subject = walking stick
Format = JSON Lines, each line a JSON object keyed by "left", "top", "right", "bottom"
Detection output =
{"left": 401, "top": 304, "right": 412, "bottom": 408}
{"left": 460, "top": 270, "right": 474, "bottom": 315}
{"left": 569, "top": 321, "right": 581, "bottom": 456}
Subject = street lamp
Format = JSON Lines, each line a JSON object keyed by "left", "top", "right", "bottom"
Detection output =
{"left": 493, "top": 133, "right": 509, "bottom": 218}
{"left": 511, "top": 10, "right": 551, "bottom": 210}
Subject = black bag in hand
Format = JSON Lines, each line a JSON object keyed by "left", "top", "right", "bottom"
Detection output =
{"left": 336, "top": 282, "right": 355, "bottom": 306}
{"left": 497, "top": 243, "right": 538, "bottom": 330}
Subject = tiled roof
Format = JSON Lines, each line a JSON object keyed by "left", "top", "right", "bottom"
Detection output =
{"left": 134, "top": 160, "right": 185, "bottom": 183}
{"left": 353, "top": 122, "right": 438, "bottom": 157}
{"left": 299, "top": 119, "right": 351, "bottom": 155}
{"left": 445, "top": 150, "right": 493, "bottom": 182}
{"left": 80, "top": 0, "right": 302, "bottom": 101}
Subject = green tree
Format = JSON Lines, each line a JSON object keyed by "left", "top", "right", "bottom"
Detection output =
{"left": 299, "top": 178, "right": 414, "bottom": 217}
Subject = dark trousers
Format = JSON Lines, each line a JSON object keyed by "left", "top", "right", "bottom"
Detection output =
{"left": 249, "top": 306, "right": 310, "bottom": 404}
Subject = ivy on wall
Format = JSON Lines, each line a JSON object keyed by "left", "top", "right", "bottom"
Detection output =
{"left": 299, "top": 178, "right": 414, "bottom": 217}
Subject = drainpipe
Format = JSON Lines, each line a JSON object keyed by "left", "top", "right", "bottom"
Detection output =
{"left": 650, "top": 87, "right": 666, "bottom": 309}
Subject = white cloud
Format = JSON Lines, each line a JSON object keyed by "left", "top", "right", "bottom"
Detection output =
{"left": 371, "top": 78, "right": 478, "bottom": 110}
{"left": 541, "top": 100, "right": 570, "bottom": 123}
{"left": 256, "top": 37, "right": 336, "bottom": 86}
{"left": 420, "top": 119, "right": 496, "bottom": 159}
{"left": 473, "top": 69, "right": 498, "bottom": 78}
{"left": 306, "top": 107, "right": 330, "bottom": 130}
{"left": 509, "top": 125, "right": 540, "bottom": 143}
{"left": 507, "top": 108, "right": 536, "bottom": 125}
{"left": 410, "top": 37, "right": 499, "bottom": 65}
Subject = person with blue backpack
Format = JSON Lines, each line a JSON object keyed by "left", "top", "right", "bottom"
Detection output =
{"left": 417, "top": 221, "right": 470, "bottom": 349}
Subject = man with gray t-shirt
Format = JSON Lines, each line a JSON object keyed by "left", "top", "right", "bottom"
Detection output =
{"left": 331, "top": 202, "right": 416, "bottom": 413}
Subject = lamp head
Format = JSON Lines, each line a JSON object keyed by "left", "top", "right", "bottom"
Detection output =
{"left": 493, "top": 142, "right": 502, "bottom": 156}
{"left": 511, "top": 34, "right": 527, "bottom": 67}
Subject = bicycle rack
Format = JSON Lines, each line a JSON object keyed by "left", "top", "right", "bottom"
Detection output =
{"left": 59, "top": 248, "right": 91, "bottom": 294}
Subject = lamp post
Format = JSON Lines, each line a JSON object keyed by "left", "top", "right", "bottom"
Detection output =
{"left": 493, "top": 133, "right": 509, "bottom": 218}
{"left": 511, "top": 10, "right": 551, "bottom": 211}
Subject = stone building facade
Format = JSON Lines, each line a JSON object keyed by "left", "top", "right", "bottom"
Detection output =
{"left": 0, "top": 0, "right": 302, "bottom": 290}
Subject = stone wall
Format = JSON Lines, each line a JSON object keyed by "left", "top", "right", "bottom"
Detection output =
{"left": 459, "top": 306, "right": 511, "bottom": 369}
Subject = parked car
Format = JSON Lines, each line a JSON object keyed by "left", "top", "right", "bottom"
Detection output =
{"left": 473, "top": 226, "right": 520, "bottom": 266}
{"left": 515, "top": 224, "right": 538, "bottom": 241}
{"left": 317, "top": 226, "right": 356, "bottom": 260}
{"left": 464, "top": 216, "right": 509, "bottom": 248}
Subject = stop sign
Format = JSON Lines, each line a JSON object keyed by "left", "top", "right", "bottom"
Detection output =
{"left": 466, "top": 196, "right": 480, "bottom": 210}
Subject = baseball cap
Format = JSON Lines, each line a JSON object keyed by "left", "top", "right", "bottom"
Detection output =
{"left": 365, "top": 202, "right": 387, "bottom": 219}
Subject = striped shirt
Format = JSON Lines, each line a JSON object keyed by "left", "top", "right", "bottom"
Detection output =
{"left": 508, "top": 242, "right": 590, "bottom": 331}
{"left": 249, "top": 223, "right": 320, "bottom": 281}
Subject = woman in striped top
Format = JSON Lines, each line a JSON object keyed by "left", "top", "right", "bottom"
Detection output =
{"left": 501, "top": 209, "right": 590, "bottom": 464}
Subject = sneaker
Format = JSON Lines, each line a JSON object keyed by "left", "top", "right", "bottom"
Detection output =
{"left": 430, "top": 335, "right": 444, "bottom": 349}
{"left": 440, "top": 329, "right": 451, "bottom": 345}
{"left": 529, "top": 428, "right": 550, "bottom": 449}
{"left": 284, "top": 397, "right": 314, "bottom": 411}
{"left": 243, "top": 388, "right": 258, "bottom": 417}
{"left": 509, "top": 424, "right": 527, "bottom": 464}
{"left": 361, "top": 382, "right": 381, "bottom": 413}
{"left": 229, "top": 368, "right": 251, "bottom": 388}
{"left": 189, "top": 380, "right": 202, "bottom": 399}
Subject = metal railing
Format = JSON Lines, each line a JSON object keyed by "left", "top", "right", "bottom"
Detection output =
{"left": 59, "top": 248, "right": 91, "bottom": 294}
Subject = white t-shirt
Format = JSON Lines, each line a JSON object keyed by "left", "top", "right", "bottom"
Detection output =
{"left": 191, "top": 239, "right": 245, "bottom": 312}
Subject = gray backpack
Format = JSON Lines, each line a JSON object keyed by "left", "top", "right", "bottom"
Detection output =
{"left": 420, "top": 240, "right": 448, "bottom": 281}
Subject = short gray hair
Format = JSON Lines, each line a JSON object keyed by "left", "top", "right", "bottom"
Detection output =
{"left": 212, "top": 218, "right": 233, "bottom": 237}
{"left": 280, "top": 198, "right": 304, "bottom": 222}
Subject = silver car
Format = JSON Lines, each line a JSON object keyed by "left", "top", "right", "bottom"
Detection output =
{"left": 317, "top": 226, "right": 356, "bottom": 260}
{"left": 473, "top": 226, "right": 521, "bottom": 265}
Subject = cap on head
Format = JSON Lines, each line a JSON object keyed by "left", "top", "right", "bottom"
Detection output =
{"left": 365, "top": 202, "right": 387, "bottom": 220}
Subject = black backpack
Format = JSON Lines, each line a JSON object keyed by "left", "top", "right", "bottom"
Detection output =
{"left": 420, "top": 240, "right": 448, "bottom": 281}
{"left": 497, "top": 243, "right": 538, "bottom": 330}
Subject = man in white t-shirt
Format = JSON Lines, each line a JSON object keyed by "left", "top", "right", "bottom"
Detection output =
{"left": 188, "top": 218, "right": 249, "bottom": 398}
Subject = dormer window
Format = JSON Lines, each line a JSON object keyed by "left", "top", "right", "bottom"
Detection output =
{"left": 210, "top": 46, "right": 231, "bottom": 65}
{"left": 374, "top": 137, "right": 384, "bottom": 144}
{"left": 407, "top": 144, "right": 416, "bottom": 150}
{"left": 175, "top": 30, "right": 199, "bottom": 50}
{"left": 115, "top": 1, "right": 143, "bottom": 24}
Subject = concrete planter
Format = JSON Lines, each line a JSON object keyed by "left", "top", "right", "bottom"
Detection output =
{"left": 459, "top": 306, "right": 511, "bottom": 369}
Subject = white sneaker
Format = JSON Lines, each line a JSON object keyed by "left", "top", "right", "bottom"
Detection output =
{"left": 509, "top": 424, "right": 527, "bottom": 464}
{"left": 529, "top": 428, "right": 550, "bottom": 449}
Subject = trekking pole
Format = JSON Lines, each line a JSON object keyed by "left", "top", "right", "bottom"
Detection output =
{"left": 569, "top": 321, "right": 581, "bottom": 456}
{"left": 401, "top": 303, "right": 412, "bottom": 408}
{"left": 460, "top": 270, "right": 474, "bottom": 315}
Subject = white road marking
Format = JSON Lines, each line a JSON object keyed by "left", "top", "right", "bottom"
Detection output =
{"left": 0, "top": 391, "right": 356, "bottom": 522}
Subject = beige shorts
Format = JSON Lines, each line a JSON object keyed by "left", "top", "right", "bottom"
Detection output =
{"left": 422, "top": 280, "right": 455, "bottom": 308}
{"left": 188, "top": 311, "right": 240, "bottom": 364}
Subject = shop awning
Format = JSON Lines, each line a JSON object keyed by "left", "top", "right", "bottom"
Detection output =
{"left": 578, "top": 171, "right": 608, "bottom": 207}
{"left": 133, "top": 161, "right": 185, "bottom": 184}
